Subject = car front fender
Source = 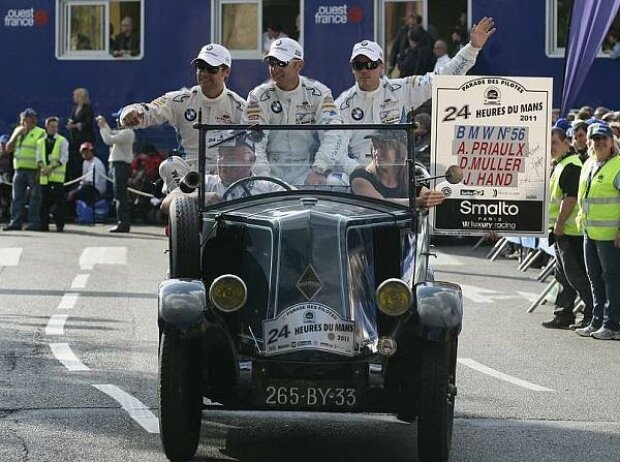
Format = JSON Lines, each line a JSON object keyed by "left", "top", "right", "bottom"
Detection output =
{"left": 413, "top": 281, "right": 463, "bottom": 342}
{"left": 158, "top": 278, "right": 208, "bottom": 338}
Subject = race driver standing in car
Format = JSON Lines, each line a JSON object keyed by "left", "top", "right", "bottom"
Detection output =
{"left": 243, "top": 38, "right": 347, "bottom": 186}
{"left": 336, "top": 17, "right": 497, "bottom": 173}
{"left": 119, "top": 43, "right": 246, "bottom": 177}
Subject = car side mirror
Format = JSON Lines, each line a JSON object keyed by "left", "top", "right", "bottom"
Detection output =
{"left": 444, "top": 165, "right": 463, "bottom": 184}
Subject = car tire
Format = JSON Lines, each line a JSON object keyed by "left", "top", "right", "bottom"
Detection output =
{"left": 169, "top": 196, "right": 200, "bottom": 278}
{"left": 416, "top": 340, "right": 456, "bottom": 462}
{"left": 158, "top": 330, "right": 202, "bottom": 461}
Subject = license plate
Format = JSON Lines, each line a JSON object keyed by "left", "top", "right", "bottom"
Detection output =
{"left": 262, "top": 383, "right": 357, "bottom": 408}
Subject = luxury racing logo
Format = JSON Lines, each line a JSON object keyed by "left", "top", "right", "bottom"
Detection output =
{"left": 351, "top": 107, "right": 364, "bottom": 120}
{"left": 460, "top": 200, "right": 519, "bottom": 216}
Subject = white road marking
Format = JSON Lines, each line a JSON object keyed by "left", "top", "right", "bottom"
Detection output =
{"left": 93, "top": 384, "right": 160, "bottom": 433}
{"left": 0, "top": 248, "right": 23, "bottom": 266}
{"left": 49, "top": 343, "right": 90, "bottom": 371}
{"left": 458, "top": 358, "right": 554, "bottom": 392}
{"left": 460, "top": 284, "right": 517, "bottom": 303}
{"left": 57, "top": 293, "right": 79, "bottom": 310}
{"left": 45, "top": 314, "right": 69, "bottom": 335}
{"left": 79, "top": 247, "right": 127, "bottom": 270}
{"left": 71, "top": 274, "right": 90, "bottom": 289}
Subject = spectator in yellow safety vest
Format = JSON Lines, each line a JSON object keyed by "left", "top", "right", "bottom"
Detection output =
{"left": 2, "top": 108, "right": 45, "bottom": 231}
{"left": 575, "top": 123, "right": 620, "bottom": 340}
{"left": 541, "top": 127, "right": 593, "bottom": 330}
{"left": 36, "top": 117, "right": 69, "bottom": 232}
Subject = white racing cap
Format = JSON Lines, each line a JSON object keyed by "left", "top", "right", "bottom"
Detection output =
{"left": 265, "top": 38, "right": 304, "bottom": 62}
{"left": 350, "top": 40, "right": 384, "bottom": 62}
{"left": 192, "top": 43, "right": 232, "bottom": 67}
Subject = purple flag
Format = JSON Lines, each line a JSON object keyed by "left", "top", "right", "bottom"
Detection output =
{"left": 560, "top": 0, "right": 620, "bottom": 115}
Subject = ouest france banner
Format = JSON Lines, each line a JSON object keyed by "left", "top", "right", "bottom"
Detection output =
{"left": 430, "top": 75, "right": 553, "bottom": 236}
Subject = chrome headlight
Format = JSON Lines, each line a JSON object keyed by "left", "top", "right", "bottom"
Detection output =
{"left": 209, "top": 275, "right": 247, "bottom": 312}
{"left": 376, "top": 278, "right": 412, "bottom": 317}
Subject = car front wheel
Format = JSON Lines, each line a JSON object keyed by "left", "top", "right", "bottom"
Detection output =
{"left": 416, "top": 340, "right": 456, "bottom": 462}
{"left": 158, "top": 330, "right": 202, "bottom": 461}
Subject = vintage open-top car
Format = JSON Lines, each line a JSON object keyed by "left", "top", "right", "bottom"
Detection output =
{"left": 157, "top": 123, "right": 464, "bottom": 462}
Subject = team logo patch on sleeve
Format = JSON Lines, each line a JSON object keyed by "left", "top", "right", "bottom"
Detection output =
{"left": 184, "top": 108, "right": 197, "bottom": 121}
{"left": 351, "top": 107, "right": 364, "bottom": 120}
{"left": 151, "top": 96, "right": 168, "bottom": 107}
{"left": 271, "top": 100, "right": 283, "bottom": 113}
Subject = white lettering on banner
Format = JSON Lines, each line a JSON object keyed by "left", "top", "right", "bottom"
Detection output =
{"left": 4, "top": 8, "right": 47, "bottom": 27}
{"left": 263, "top": 303, "right": 355, "bottom": 356}
{"left": 315, "top": 4, "right": 348, "bottom": 24}
{"left": 460, "top": 200, "right": 519, "bottom": 216}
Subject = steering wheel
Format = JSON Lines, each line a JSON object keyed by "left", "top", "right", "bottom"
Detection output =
{"left": 222, "top": 176, "right": 293, "bottom": 200}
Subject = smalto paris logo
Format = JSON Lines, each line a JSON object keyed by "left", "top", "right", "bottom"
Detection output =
{"left": 4, "top": 8, "right": 48, "bottom": 27}
{"left": 315, "top": 4, "right": 364, "bottom": 24}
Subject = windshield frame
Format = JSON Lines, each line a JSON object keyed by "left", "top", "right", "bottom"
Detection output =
{"left": 194, "top": 123, "right": 420, "bottom": 215}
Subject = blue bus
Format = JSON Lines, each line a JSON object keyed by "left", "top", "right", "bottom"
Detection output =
{"left": 1, "top": 0, "right": 618, "bottom": 151}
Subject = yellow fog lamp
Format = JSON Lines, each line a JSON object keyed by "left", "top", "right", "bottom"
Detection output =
{"left": 209, "top": 275, "right": 247, "bottom": 312}
{"left": 376, "top": 278, "right": 412, "bottom": 317}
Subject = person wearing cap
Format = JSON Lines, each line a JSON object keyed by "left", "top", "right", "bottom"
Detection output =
{"left": 67, "top": 142, "right": 107, "bottom": 205}
{"left": 97, "top": 114, "right": 135, "bottom": 233}
{"left": 2, "top": 108, "right": 46, "bottom": 231}
{"left": 35, "top": 117, "right": 69, "bottom": 232}
{"left": 243, "top": 37, "right": 347, "bottom": 186}
{"left": 335, "top": 17, "right": 496, "bottom": 172}
{"left": 120, "top": 43, "right": 246, "bottom": 177}
{"left": 160, "top": 134, "right": 287, "bottom": 214}
{"left": 541, "top": 127, "right": 593, "bottom": 330}
{"left": 349, "top": 130, "right": 444, "bottom": 208}
{"left": 574, "top": 123, "right": 620, "bottom": 340}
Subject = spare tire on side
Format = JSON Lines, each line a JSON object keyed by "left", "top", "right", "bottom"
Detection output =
{"left": 169, "top": 196, "right": 200, "bottom": 278}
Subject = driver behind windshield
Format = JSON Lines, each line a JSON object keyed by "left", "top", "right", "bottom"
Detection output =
{"left": 349, "top": 131, "right": 444, "bottom": 208}
{"left": 161, "top": 134, "right": 287, "bottom": 214}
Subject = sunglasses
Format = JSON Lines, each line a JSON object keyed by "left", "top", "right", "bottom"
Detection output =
{"left": 267, "top": 57, "right": 290, "bottom": 68}
{"left": 351, "top": 60, "right": 381, "bottom": 70}
{"left": 195, "top": 61, "right": 223, "bottom": 74}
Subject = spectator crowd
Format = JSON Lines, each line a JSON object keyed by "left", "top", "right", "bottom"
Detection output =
{"left": 0, "top": 89, "right": 165, "bottom": 233}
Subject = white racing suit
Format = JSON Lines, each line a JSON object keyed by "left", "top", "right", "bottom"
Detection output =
{"left": 243, "top": 76, "right": 348, "bottom": 185}
{"left": 335, "top": 44, "right": 481, "bottom": 174}
{"left": 119, "top": 85, "right": 246, "bottom": 173}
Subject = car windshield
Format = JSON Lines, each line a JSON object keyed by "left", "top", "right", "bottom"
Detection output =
{"left": 200, "top": 124, "right": 415, "bottom": 204}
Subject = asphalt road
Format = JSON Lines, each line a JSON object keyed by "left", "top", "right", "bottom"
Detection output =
{"left": 1, "top": 225, "right": 619, "bottom": 462}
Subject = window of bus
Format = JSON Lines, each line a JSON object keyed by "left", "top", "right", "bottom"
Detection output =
{"left": 378, "top": 0, "right": 426, "bottom": 77}
{"left": 548, "top": 0, "right": 620, "bottom": 57}
{"left": 215, "top": 0, "right": 301, "bottom": 60}
{"left": 56, "top": 0, "right": 144, "bottom": 60}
